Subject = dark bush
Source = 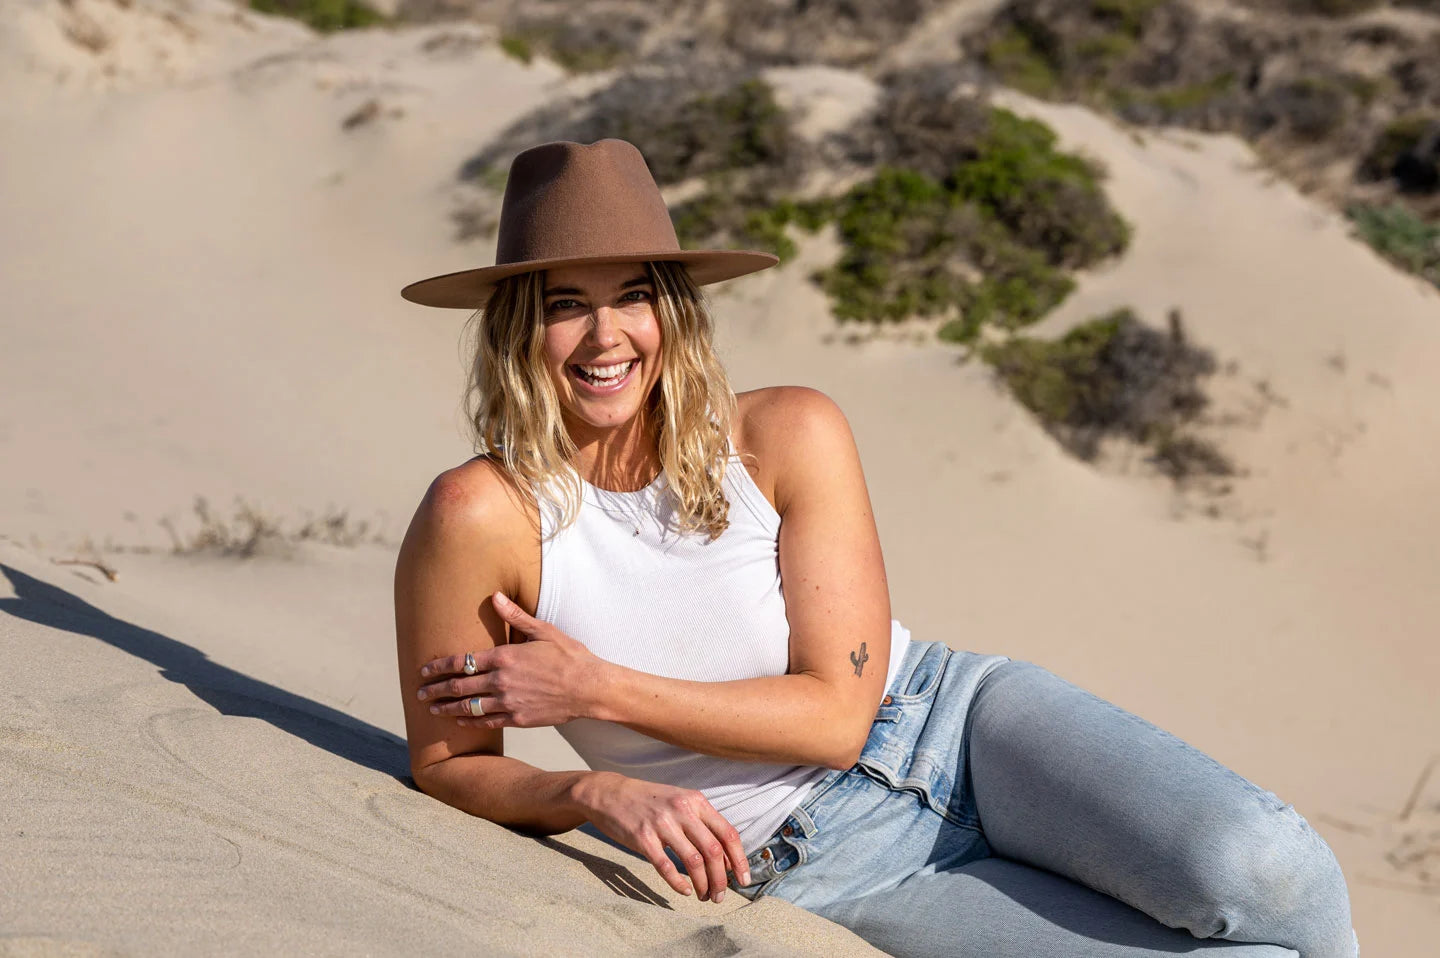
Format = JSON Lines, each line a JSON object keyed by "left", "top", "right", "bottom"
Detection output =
{"left": 972, "top": 0, "right": 1182, "bottom": 97}
{"left": 842, "top": 66, "right": 992, "bottom": 179}
{"left": 1249, "top": 77, "right": 1352, "bottom": 141}
{"left": 711, "top": 0, "right": 947, "bottom": 67}
{"left": 1242, "top": 0, "right": 1384, "bottom": 14}
{"left": 1360, "top": 115, "right": 1440, "bottom": 193}
{"left": 981, "top": 308, "right": 1224, "bottom": 468}
{"left": 462, "top": 74, "right": 804, "bottom": 191}
{"left": 497, "top": 14, "right": 641, "bottom": 73}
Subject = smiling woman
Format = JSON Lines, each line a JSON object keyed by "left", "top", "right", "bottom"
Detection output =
{"left": 393, "top": 139, "right": 1358, "bottom": 958}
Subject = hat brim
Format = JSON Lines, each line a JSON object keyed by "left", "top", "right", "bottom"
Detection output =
{"left": 399, "top": 249, "right": 781, "bottom": 309}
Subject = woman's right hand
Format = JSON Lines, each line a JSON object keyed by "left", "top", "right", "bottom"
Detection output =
{"left": 570, "top": 771, "right": 751, "bottom": 902}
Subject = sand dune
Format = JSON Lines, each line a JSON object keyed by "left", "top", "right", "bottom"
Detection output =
{"left": 2, "top": 0, "right": 1438, "bottom": 954}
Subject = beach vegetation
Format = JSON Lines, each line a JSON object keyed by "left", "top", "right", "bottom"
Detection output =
{"left": 1346, "top": 203, "right": 1440, "bottom": 288}
{"left": 980, "top": 308, "right": 1229, "bottom": 477}
{"left": 498, "top": 33, "right": 533, "bottom": 65}
{"left": 160, "top": 497, "right": 390, "bottom": 559}
{"left": 248, "top": 0, "right": 385, "bottom": 32}
{"left": 1360, "top": 115, "right": 1440, "bottom": 192}
{"left": 493, "top": 11, "right": 648, "bottom": 74}
{"left": 466, "top": 70, "right": 1124, "bottom": 339}
{"left": 812, "top": 105, "right": 1125, "bottom": 333}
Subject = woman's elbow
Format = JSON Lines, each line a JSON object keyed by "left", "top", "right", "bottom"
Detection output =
{"left": 820, "top": 723, "right": 869, "bottom": 770}
{"left": 410, "top": 758, "right": 448, "bottom": 798}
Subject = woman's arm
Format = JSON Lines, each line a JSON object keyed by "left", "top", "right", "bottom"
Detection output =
{"left": 395, "top": 460, "right": 571, "bottom": 827}
{"left": 423, "top": 387, "right": 894, "bottom": 770}
{"left": 396, "top": 461, "right": 748, "bottom": 900}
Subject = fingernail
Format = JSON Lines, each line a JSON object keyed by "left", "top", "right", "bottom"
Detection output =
{"left": 742, "top": 871, "right": 751, "bottom": 885}
{"left": 494, "top": 593, "right": 509, "bottom": 607}
{"left": 714, "top": 890, "right": 725, "bottom": 902}
{"left": 416, "top": 689, "right": 427, "bottom": 700}
{"left": 420, "top": 666, "right": 430, "bottom": 677}
{"left": 428, "top": 706, "right": 439, "bottom": 714}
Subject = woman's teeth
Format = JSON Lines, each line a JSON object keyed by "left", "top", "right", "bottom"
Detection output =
{"left": 574, "top": 360, "right": 635, "bottom": 385}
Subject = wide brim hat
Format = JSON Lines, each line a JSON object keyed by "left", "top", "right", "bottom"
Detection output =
{"left": 400, "top": 138, "right": 780, "bottom": 309}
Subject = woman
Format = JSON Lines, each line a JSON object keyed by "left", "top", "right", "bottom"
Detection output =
{"left": 394, "top": 138, "right": 1358, "bottom": 957}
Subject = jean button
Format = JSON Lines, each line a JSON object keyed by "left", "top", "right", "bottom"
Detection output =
{"left": 882, "top": 695, "right": 893, "bottom": 705}
{"left": 760, "top": 848, "right": 772, "bottom": 860}
{"left": 781, "top": 825, "right": 794, "bottom": 837}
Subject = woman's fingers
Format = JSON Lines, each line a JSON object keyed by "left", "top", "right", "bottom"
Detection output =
{"left": 419, "top": 651, "right": 495, "bottom": 679}
{"left": 426, "top": 694, "right": 501, "bottom": 717}
{"left": 491, "top": 591, "right": 540, "bottom": 637}
{"left": 657, "top": 826, "right": 714, "bottom": 902}
{"left": 639, "top": 833, "right": 693, "bottom": 897}
{"left": 695, "top": 803, "right": 750, "bottom": 886}
{"left": 416, "top": 672, "right": 496, "bottom": 702}
{"left": 677, "top": 817, "right": 730, "bottom": 902}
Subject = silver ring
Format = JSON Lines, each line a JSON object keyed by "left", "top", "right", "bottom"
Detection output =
{"left": 466, "top": 696, "right": 485, "bottom": 717}
{"left": 463, "top": 652, "right": 477, "bottom": 675}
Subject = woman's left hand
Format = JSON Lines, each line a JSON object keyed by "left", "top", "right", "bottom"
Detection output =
{"left": 416, "top": 592, "right": 607, "bottom": 729}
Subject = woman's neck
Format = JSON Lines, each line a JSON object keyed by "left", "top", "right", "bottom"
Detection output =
{"left": 567, "top": 416, "right": 662, "bottom": 492}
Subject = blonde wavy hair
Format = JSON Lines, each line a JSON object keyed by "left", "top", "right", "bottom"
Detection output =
{"left": 461, "top": 260, "right": 739, "bottom": 542}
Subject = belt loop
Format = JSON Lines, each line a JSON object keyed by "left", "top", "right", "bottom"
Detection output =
{"left": 788, "top": 804, "right": 818, "bottom": 839}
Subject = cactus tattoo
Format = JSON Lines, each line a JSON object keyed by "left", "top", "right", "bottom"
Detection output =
{"left": 850, "top": 642, "right": 869, "bottom": 677}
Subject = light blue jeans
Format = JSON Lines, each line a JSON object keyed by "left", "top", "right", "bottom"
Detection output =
{"left": 731, "top": 641, "right": 1359, "bottom": 958}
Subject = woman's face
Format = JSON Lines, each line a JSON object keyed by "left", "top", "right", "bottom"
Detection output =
{"left": 540, "top": 261, "right": 663, "bottom": 439}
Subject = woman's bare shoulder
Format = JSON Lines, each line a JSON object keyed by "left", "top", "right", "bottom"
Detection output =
{"left": 401, "top": 456, "right": 535, "bottom": 574}
{"left": 421, "top": 456, "right": 533, "bottom": 526}
{"left": 734, "top": 386, "right": 853, "bottom": 515}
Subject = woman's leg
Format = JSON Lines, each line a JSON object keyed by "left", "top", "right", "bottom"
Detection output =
{"left": 964, "top": 661, "right": 1357, "bottom": 958}
{"left": 818, "top": 856, "right": 1299, "bottom": 958}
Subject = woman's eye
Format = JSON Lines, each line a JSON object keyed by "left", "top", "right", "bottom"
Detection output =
{"left": 546, "top": 299, "right": 580, "bottom": 312}
{"left": 622, "top": 289, "right": 652, "bottom": 302}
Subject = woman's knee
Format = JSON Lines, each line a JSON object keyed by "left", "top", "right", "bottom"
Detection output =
{"left": 1171, "top": 803, "right": 1355, "bottom": 957}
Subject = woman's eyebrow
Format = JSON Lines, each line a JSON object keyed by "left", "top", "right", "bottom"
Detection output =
{"left": 542, "top": 276, "right": 652, "bottom": 297}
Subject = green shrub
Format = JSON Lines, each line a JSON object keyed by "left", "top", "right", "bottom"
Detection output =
{"left": 950, "top": 108, "right": 1130, "bottom": 267}
{"left": 816, "top": 168, "right": 974, "bottom": 323}
{"left": 494, "top": 12, "right": 645, "bottom": 73}
{"left": 498, "top": 33, "right": 533, "bottom": 64}
{"left": 982, "top": 26, "right": 1060, "bottom": 97}
{"left": 1110, "top": 73, "right": 1238, "bottom": 121}
{"left": 976, "top": 0, "right": 1173, "bottom": 96}
{"left": 810, "top": 106, "right": 1125, "bottom": 329}
{"left": 249, "top": 0, "right": 384, "bottom": 32}
{"left": 1347, "top": 202, "right": 1440, "bottom": 288}
{"left": 670, "top": 192, "right": 827, "bottom": 263}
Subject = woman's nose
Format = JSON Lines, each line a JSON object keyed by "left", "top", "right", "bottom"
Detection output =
{"left": 588, "top": 306, "right": 622, "bottom": 348}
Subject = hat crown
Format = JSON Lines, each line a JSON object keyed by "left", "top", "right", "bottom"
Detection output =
{"left": 496, "top": 139, "right": 680, "bottom": 266}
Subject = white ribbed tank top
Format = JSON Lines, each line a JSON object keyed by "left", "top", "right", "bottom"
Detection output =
{"left": 534, "top": 441, "right": 912, "bottom": 853}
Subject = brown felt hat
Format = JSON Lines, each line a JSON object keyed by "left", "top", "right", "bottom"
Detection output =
{"left": 399, "top": 138, "right": 780, "bottom": 309}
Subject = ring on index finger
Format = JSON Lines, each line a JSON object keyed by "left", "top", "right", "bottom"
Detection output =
{"left": 466, "top": 696, "right": 485, "bottom": 717}
{"left": 463, "top": 652, "right": 478, "bottom": 675}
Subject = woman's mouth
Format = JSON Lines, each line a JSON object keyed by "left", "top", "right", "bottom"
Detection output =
{"left": 569, "top": 359, "right": 638, "bottom": 394}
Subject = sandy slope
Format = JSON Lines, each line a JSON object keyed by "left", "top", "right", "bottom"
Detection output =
{"left": 2, "top": 0, "right": 1438, "bottom": 954}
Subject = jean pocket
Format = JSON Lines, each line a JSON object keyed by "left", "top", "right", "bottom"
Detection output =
{"left": 888, "top": 641, "right": 950, "bottom": 703}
